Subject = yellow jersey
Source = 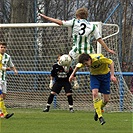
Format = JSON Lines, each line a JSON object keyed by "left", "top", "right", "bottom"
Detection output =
{"left": 76, "top": 54, "right": 113, "bottom": 75}
{"left": 0, "top": 54, "right": 2, "bottom": 70}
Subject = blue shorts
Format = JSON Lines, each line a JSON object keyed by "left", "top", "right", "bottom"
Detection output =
{"left": 0, "top": 90, "right": 2, "bottom": 95}
{"left": 90, "top": 72, "right": 110, "bottom": 94}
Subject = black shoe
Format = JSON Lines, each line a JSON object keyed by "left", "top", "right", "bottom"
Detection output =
{"left": 99, "top": 117, "right": 106, "bottom": 125}
{"left": 5, "top": 113, "right": 14, "bottom": 119}
{"left": 69, "top": 108, "right": 74, "bottom": 113}
{"left": 94, "top": 111, "right": 98, "bottom": 121}
{"left": 43, "top": 108, "right": 49, "bottom": 112}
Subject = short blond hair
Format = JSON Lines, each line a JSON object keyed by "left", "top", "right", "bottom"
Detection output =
{"left": 75, "top": 7, "right": 88, "bottom": 19}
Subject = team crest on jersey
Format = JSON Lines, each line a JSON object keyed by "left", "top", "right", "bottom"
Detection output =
{"left": 91, "top": 63, "right": 102, "bottom": 69}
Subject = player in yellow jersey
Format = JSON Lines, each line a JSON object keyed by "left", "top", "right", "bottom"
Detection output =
{"left": 69, "top": 53, "right": 117, "bottom": 125}
{"left": 0, "top": 54, "right": 2, "bottom": 69}
{"left": 0, "top": 45, "right": 14, "bottom": 119}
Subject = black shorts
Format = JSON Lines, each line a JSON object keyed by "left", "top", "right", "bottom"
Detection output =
{"left": 51, "top": 81, "right": 72, "bottom": 94}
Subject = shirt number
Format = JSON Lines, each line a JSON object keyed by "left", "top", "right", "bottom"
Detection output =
{"left": 79, "top": 23, "right": 86, "bottom": 35}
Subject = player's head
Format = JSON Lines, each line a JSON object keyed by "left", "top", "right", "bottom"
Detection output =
{"left": 75, "top": 7, "right": 88, "bottom": 19}
{"left": 57, "top": 53, "right": 63, "bottom": 61}
{"left": 0, "top": 42, "right": 7, "bottom": 54}
{"left": 78, "top": 53, "right": 92, "bottom": 67}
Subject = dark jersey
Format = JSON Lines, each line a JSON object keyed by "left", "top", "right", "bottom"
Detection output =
{"left": 51, "top": 63, "right": 74, "bottom": 82}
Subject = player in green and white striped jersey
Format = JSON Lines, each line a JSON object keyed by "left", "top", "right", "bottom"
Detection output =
{"left": 62, "top": 18, "right": 99, "bottom": 60}
{"left": 0, "top": 42, "right": 18, "bottom": 118}
{"left": 0, "top": 42, "right": 18, "bottom": 98}
{"left": 40, "top": 7, "right": 116, "bottom": 62}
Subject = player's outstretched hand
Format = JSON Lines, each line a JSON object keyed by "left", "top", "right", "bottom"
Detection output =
{"left": 69, "top": 75, "right": 74, "bottom": 82}
{"left": 49, "top": 80, "right": 54, "bottom": 89}
{"left": 111, "top": 76, "right": 117, "bottom": 84}
{"left": 108, "top": 49, "right": 116, "bottom": 54}
{"left": 73, "top": 80, "right": 79, "bottom": 89}
{"left": 14, "top": 70, "right": 18, "bottom": 75}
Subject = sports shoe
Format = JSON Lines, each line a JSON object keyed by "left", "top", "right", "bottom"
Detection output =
{"left": 99, "top": 117, "right": 106, "bottom": 125}
{"left": 43, "top": 108, "right": 49, "bottom": 112}
{"left": 94, "top": 111, "right": 98, "bottom": 121}
{"left": 0, "top": 113, "right": 4, "bottom": 118}
{"left": 69, "top": 108, "right": 74, "bottom": 113}
{"left": 4, "top": 113, "right": 14, "bottom": 119}
{"left": 94, "top": 109, "right": 104, "bottom": 121}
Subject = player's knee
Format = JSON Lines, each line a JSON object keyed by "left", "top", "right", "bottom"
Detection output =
{"left": 2, "top": 94, "right": 6, "bottom": 99}
{"left": 103, "top": 95, "right": 110, "bottom": 103}
{"left": 51, "top": 91, "right": 56, "bottom": 95}
{"left": 66, "top": 93, "right": 72, "bottom": 96}
{"left": 104, "top": 99, "right": 109, "bottom": 103}
{"left": 93, "top": 91, "right": 99, "bottom": 99}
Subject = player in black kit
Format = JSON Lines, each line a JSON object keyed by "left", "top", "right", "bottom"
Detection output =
{"left": 43, "top": 54, "right": 79, "bottom": 113}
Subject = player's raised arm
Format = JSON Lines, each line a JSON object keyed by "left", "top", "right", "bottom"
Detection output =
{"left": 10, "top": 66, "right": 18, "bottom": 75}
{"left": 97, "top": 38, "right": 116, "bottom": 54}
{"left": 110, "top": 61, "right": 117, "bottom": 84}
{"left": 39, "top": 14, "right": 63, "bottom": 25}
{"left": 69, "top": 66, "right": 79, "bottom": 82}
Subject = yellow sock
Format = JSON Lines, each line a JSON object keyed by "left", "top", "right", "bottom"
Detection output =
{"left": 0, "top": 98, "right": 8, "bottom": 116}
{"left": 94, "top": 98, "right": 102, "bottom": 118}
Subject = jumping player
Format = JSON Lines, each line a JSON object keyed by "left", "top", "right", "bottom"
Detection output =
{"left": 40, "top": 7, "right": 115, "bottom": 63}
{"left": 69, "top": 53, "right": 117, "bottom": 125}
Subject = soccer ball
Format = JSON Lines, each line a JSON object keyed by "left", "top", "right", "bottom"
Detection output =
{"left": 59, "top": 54, "right": 72, "bottom": 66}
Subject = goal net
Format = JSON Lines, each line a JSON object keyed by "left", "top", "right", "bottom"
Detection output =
{"left": 0, "top": 22, "right": 132, "bottom": 112}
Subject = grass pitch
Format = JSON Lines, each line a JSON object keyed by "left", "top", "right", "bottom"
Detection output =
{"left": 0, "top": 108, "right": 132, "bottom": 133}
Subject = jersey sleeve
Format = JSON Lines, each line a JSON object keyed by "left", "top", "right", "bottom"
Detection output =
{"left": 76, "top": 63, "right": 84, "bottom": 68}
{"left": 62, "top": 19, "right": 75, "bottom": 27}
{"left": 0, "top": 54, "right": 2, "bottom": 69}
{"left": 100, "top": 57, "right": 113, "bottom": 65}
{"left": 0, "top": 54, "right": 2, "bottom": 61}
{"left": 7, "top": 57, "right": 15, "bottom": 67}
{"left": 92, "top": 24, "right": 102, "bottom": 40}
{"left": 50, "top": 65, "right": 55, "bottom": 77}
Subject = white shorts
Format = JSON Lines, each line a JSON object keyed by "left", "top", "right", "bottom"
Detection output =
{"left": 0, "top": 81, "right": 7, "bottom": 94}
{"left": 69, "top": 49, "right": 80, "bottom": 61}
{"left": 69, "top": 46, "right": 96, "bottom": 61}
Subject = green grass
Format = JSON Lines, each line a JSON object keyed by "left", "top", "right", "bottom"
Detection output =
{"left": 0, "top": 108, "right": 132, "bottom": 133}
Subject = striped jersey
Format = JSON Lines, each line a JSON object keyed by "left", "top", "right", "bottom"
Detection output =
{"left": 0, "top": 53, "right": 14, "bottom": 81}
{"left": 62, "top": 18, "right": 101, "bottom": 54}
